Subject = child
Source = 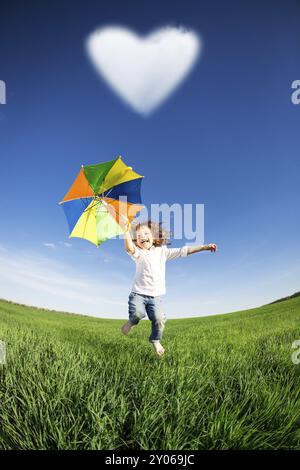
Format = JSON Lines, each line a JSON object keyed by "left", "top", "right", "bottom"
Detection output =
{"left": 121, "top": 221, "right": 217, "bottom": 356}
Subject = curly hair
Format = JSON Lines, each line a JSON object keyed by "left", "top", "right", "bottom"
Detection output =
{"left": 131, "top": 220, "right": 171, "bottom": 247}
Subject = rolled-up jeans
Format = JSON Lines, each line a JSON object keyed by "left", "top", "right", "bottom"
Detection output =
{"left": 128, "top": 292, "right": 166, "bottom": 342}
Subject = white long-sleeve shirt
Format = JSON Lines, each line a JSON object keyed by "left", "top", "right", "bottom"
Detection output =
{"left": 128, "top": 245, "right": 188, "bottom": 297}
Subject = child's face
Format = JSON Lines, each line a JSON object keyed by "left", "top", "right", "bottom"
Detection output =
{"left": 136, "top": 226, "right": 154, "bottom": 250}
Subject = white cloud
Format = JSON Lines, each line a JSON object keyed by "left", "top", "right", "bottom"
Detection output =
{"left": 86, "top": 25, "right": 200, "bottom": 115}
{"left": 44, "top": 241, "right": 72, "bottom": 249}
{"left": 43, "top": 242, "right": 56, "bottom": 248}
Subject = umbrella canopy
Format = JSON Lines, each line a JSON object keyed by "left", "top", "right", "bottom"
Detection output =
{"left": 60, "top": 156, "right": 144, "bottom": 246}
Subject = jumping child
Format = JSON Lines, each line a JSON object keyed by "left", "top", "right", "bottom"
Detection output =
{"left": 121, "top": 221, "right": 217, "bottom": 356}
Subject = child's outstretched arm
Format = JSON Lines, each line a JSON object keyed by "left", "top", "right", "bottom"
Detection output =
{"left": 187, "top": 243, "right": 217, "bottom": 255}
{"left": 123, "top": 222, "right": 136, "bottom": 255}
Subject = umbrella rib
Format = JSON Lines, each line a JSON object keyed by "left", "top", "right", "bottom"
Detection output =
{"left": 102, "top": 187, "right": 113, "bottom": 198}
{"left": 103, "top": 199, "right": 143, "bottom": 226}
{"left": 82, "top": 198, "right": 92, "bottom": 208}
{"left": 103, "top": 199, "right": 128, "bottom": 225}
{"left": 100, "top": 176, "right": 143, "bottom": 201}
{"left": 82, "top": 196, "right": 110, "bottom": 214}
{"left": 94, "top": 157, "right": 119, "bottom": 195}
{"left": 82, "top": 198, "right": 98, "bottom": 212}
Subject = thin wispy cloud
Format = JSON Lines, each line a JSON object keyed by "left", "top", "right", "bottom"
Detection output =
{"left": 0, "top": 247, "right": 129, "bottom": 318}
{"left": 58, "top": 241, "right": 72, "bottom": 248}
{"left": 43, "top": 242, "right": 56, "bottom": 248}
{"left": 0, "top": 241, "right": 299, "bottom": 320}
{"left": 44, "top": 241, "right": 72, "bottom": 249}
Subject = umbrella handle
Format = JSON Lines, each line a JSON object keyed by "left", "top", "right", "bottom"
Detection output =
{"left": 101, "top": 198, "right": 131, "bottom": 230}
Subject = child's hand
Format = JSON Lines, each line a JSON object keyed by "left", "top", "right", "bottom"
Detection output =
{"left": 207, "top": 243, "right": 217, "bottom": 252}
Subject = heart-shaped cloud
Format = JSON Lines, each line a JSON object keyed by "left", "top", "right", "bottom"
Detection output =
{"left": 86, "top": 26, "right": 201, "bottom": 115}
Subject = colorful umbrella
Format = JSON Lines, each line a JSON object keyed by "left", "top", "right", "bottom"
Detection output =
{"left": 59, "top": 156, "right": 144, "bottom": 247}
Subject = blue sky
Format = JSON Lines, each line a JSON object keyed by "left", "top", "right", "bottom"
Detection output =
{"left": 0, "top": 0, "right": 299, "bottom": 318}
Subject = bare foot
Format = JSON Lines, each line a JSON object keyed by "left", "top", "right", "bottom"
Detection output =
{"left": 152, "top": 342, "right": 165, "bottom": 357}
{"left": 121, "top": 321, "right": 134, "bottom": 336}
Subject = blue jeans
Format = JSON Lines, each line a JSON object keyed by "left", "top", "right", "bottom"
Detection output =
{"left": 128, "top": 292, "right": 166, "bottom": 342}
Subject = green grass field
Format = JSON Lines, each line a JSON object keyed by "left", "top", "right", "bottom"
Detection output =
{"left": 0, "top": 296, "right": 300, "bottom": 450}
